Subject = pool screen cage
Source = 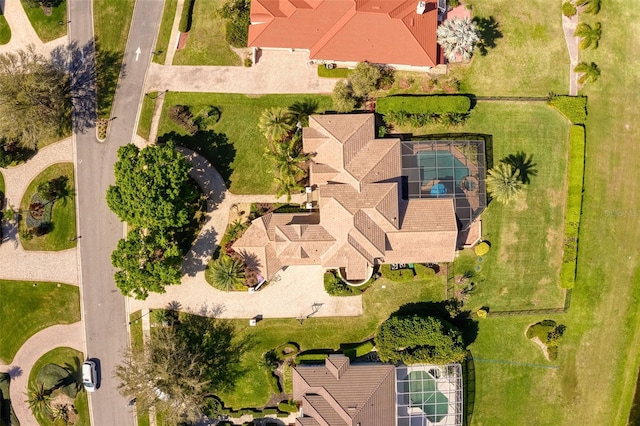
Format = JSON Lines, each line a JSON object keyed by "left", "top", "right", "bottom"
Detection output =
{"left": 400, "top": 140, "right": 486, "bottom": 231}
{"left": 396, "top": 363, "right": 463, "bottom": 426}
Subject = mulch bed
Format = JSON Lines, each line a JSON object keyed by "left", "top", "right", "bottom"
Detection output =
{"left": 177, "top": 32, "right": 189, "bottom": 50}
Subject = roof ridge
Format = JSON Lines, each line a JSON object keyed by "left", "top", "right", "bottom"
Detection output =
{"left": 352, "top": 365, "right": 396, "bottom": 419}
{"left": 309, "top": 4, "right": 357, "bottom": 58}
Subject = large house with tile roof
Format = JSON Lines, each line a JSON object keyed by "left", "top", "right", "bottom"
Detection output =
{"left": 232, "top": 113, "right": 485, "bottom": 283}
{"left": 247, "top": 0, "right": 444, "bottom": 70}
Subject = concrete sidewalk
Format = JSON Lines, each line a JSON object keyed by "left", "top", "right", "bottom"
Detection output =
{"left": 145, "top": 50, "right": 337, "bottom": 94}
{"left": 562, "top": 14, "right": 580, "bottom": 95}
{"left": 0, "top": 322, "right": 84, "bottom": 426}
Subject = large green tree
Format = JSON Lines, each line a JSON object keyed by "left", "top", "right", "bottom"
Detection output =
{"left": 0, "top": 46, "right": 71, "bottom": 149}
{"left": 111, "top": 228, "right": 183, "bottom": 299}
{"left": 106, "top": 143, "right": 198, "bottom": 229}
{"left": 349, "top": 61, "right": 382, "bottom": 99}
{"left": 375, "top": 315, "right": 467, "bottom": 364}
{"left": 115, "top": 312, "right": 244, "bottom": 424}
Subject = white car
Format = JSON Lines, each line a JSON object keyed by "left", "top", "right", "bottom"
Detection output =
{"left": 82, "top": 360, "right": 97, "bottom": 392}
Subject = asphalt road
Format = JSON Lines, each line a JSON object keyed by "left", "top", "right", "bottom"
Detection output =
{"left": 68, "top": 0, "right": 165, "bottom": 424}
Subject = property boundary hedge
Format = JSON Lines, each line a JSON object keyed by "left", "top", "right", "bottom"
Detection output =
{"left": 560, "top": 125, "right": 586, "bottom": 289}
{"left": 376, "top": 95, "right": 471, "bottom": 115}
{"left": 178, "top": 0, "right": 195, "bottom": 32}
{"left": 548, "top": 95, "right": 587, "bottom": 124}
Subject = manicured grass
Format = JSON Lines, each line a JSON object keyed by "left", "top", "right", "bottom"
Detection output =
{"left": 172, "top": 0, "right": 241, "bottom": 66}
{"left": 152, "top": 0, "right": 178, "bottom": 64}
{"left": 28, "top": 347, "right": 90, "bottom": 426}
{"left": 217, "top": 276, "right": 445, "bottom": 408}
{"left": 20, "top": 0, "right": 67, "bottom": 42}
{"left": 0, "top": 170, "right": 5, "bottom": 195}
{"left": 156, "top": 93, "right": 333, "bottom": 194}
{"left": 317, "top": 66, "right": 353, "bottom": 78}
{"left": 0, "top": 280, "right": 80, "bottom": 364}
{"left": 137, "top": 92, "right": 157, "bottom": 141}
{"left": 0, "top": 14, "right": 11, "bottom": 45}
{"left": 19, "top": 162, "right": 77, "bottom": 251}
{"left": 451, "top": 0, "right": 567, "bottom": 96}
{"left": 94, "top": 0, "right": 135, "bottom": 118}
{"left": 399, "top": 102, "right": 569, "bottom": 311}
{"left": 129, "top": 311, "right": 151, "bottom": 426}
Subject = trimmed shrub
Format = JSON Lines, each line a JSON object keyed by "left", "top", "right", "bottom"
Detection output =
{"left": 332, "top": 80, "right": 358, "bottom": 112}
{"left": 380, "top": 264, "right": 415, "bottom": 282}
{"left": 474, "top": 242, "right": 490, "bottom": 256}
{"left": 376, "top": 95, "right": 471, "bottom": 115}
{"left": 548, "top": 95, "right": 587, "bottom": 124}
{"left": 342, "top": 340, "right": 374, "bottom": 359}
{"left": 295, "top": 352, "right": 329, "bottom": 365}
{"left": 562, "top": 1, "right": 577, "bottom": 16}
{"left": 560, "top": 126, "right": 585, "bottom": 289}
{"left": 526, "top": 320, "right": 565, "bottom": 361}
{"left": 349, "top": 62, "right": 382, "bottom": 99}
{"left": 414, "top": 263, "right": 436, "bottom": 279}
{"left": 277, "top": 401, "right": 299, "bottom": 413}
{"left": 168, "top": 105, "right": 198, "bottom": 134}
{"left": 324, "top": 271, "right": 350, "bottom": 296}
{"left": 178, "top": 0, "right": 195, "bottom": 32}
{"left": 274, "top": 342, "right": 300, "bottom": 360}
{"left": 244, "top": 57, "right": 252, "bottom": 67}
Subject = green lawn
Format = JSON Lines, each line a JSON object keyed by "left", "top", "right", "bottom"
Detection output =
{"left": 217, "top": 276, "right": 446, "bottom": 408}
{"left": 0, "top": 14, "right": 11, "bottom": 45}
{"left": 137, "top": 92, "right": 158, "bottom": 141}
{"left": 19, "top": 162, "right": 77, "bottom": 251}
{"left": 0, "top": 170, "right": 5, "bottom": 195}
{"left": 129, "top": 311, "right": 151, "bottom": 426}
{"left": 28, "top": 347, "right": 90, "bottom": 426}
{"left": 451, "top": 0, "right": 567, "bottom": 96}
{"left": 152, "top": 0, "right": 178, "bottom": 64}
{"left": 172, "top": 0, "right": 241, "bottom": 66}
{"left": 157, "top": 93, "right": 333, "bottom": 194}
{"left": 94, "top": 0, "right": 136, "bottom": 118}
{"left": 20, "top": 0, "right": 67, "bottom": 42}
{"left": 0, "top": 280, "right": 80, "bottom": 364}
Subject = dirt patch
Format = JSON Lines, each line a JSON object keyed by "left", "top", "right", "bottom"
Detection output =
{"left": 513, "top": 192, "right": 528, "bottom": 212}
{"left": 530, "top": 336, "right": 550, "bottom": 360}
{"left": 177, "top": 32, "right": 189, "bottom": 50}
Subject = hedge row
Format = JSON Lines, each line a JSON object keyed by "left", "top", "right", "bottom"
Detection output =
{"left": 294, "top": 352, "right": 329, "bottom": 364}
{"left": 318, "top": 66, "right": 354, "bottom": 79}
{"left": 560, "top": 125, "right": 586, "bottom": 289}
{"left": 179, "top": 0, "right": 196, "bottom": 32}
{"left": 218, "top": 406, "right": 290, "bottom": 418}
{"left": 341, "top": 340, "right": 374, "bottom": 360}
{"left": 548, "top": 95, "right": 587, "bottom": 124}
{"left": 376, "top": 95, "right": 471, "bottom": 115}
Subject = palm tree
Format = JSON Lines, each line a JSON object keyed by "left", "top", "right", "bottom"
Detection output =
{"left": 576, "top": 0, "right": 601, "bottom": 14}
{"left": 574, "top": 62, "right": 601, "bottom": 84}
{"left": 206, "top": 256, "right": 245, "bottom": 292}
{"left": 287, "top": 99, "right": 319, "bottom": 128}
{"left": 265, "top": 132, "right": 311, "bottom": 201}
{"left": 574, "top": 22, "right": 601, "bottom": 49}
{"left": 258, "top": 107, "right": 293, "bottom": 142}
{"left": 437, "top": 17, "right": 481, "bottom": 62}
{"left": 486, "top": 163, "right": 523, "bottom": 204}
{"left": 26, "top": 381, "right": 52, "bottom": 419}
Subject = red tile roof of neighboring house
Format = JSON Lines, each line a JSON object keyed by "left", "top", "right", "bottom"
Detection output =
{"left": 248, "top": 0, "right": 440, "bottom": 67}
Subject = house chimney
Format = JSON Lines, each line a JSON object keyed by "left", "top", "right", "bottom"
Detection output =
{"left": 416, "top": 1, "right": 426, "bottom": 14}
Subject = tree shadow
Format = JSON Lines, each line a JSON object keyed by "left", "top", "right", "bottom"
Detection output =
{"left": 501, "top": 151, "right": 538, "bottom": 184}
{"left": 182, "top": 227, "right": 218, "bottom": 278}
{"left": 5, "top": 365, "right": 22, "bottom": 380}
{"left": 473, "top": 16, "right": 503, "bottom": 56}
{"left": 158, "top": 130, "right": 236, "bottom": 188}
{"left": 391, "top": 301, "right": 479, "bottom": 347}
{"left": 175, "top": 306, "right": 250, "bottom": 393}
{"left": 55, "top": 356, "right": 83, "bottom": 393}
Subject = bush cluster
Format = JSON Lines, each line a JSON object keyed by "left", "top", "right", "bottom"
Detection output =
{"left": 179, "top": 0, "right": 196, "bottom": 32}
{"left": 331, "top": 62, "right": 395, "bottom": 112}
{"left": 376, "top": 95, "right": 472, "bottom": 115}
{"left": 169, "top": 105, "right": 198, "bottom": 134}
{"left": 548, "top": 95, "right": 587, "bottom": 124}
{"left": 219, "top": 0, "right": 251, "bottom": 47}
{"left": 526, "top": 320, "right": 566, "bottom": 360}
{"left": 380, "top": 264, "right": 415, "bottom": 282}
{"left": 324, "top": 271, "right": 369, "bottom": 296}
{"left": 277, "top": 401, "right": 299, "bottom": 413}
{"left": 560, "top": 126, "right": 585, "bottom": 289}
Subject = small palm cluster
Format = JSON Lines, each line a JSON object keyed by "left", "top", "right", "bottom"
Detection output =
{"left": 258, "top": 99, "right": 319, "bottom": 200}
{"left": 206, "top": 256, "right": 245, "bottom": 292}
{"left": 437, "top": 17, "right": 481, "bottom": 63}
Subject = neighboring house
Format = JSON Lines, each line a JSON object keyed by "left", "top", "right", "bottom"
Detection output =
{"left": 293, "top": 355, "right": 463, "bottom": 426}
{"left": 232, "top": 113, "right": 485, "bottom": 283}
{"left": 247, "top": 0, "right": 444, "bottom": 70}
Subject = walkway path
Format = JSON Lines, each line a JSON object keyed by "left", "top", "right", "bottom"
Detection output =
{"left": 145, "top": 50, "right": 337, "bottom": 94}
{"left": 164, "top": 0, "right": 184, "bottom": 66}
{"left": 562, "top": 13, "right": 580, "bottom": 95}
{"left": 129, "top": 148, "right": 363, "bottom": 319}
{"left": 0, "top": 138, "right": 78, "bottom": 285}
{"left": 0, "top": 322, "right": 84, "bottom": 426}
{"left": 0, "top": 0, "right": 67, "bottom": 56}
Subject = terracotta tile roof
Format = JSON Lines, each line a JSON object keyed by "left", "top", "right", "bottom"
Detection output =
{"left": 233, "top": 113, "right": 459, "bottom": 281}
{"left": 249, "top": 0, "right": 440, "bottom": 67}
{"left": 293, "top": 355, "right": 397, "bottom": 426}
